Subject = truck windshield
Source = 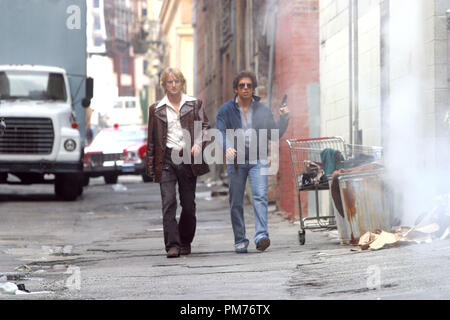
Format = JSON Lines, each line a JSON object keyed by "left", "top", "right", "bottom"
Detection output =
{"left": 0, "top": 71, "right": 67, "bottom": 101}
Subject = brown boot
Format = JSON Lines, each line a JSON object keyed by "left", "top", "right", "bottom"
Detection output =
{"left": 180, "top": 244, "right": 191, "bottom": 255}
{"left": 166, "top": 247, "right": 180, "bottom": 258}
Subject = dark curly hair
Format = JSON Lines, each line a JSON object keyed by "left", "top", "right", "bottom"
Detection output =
{"left": 233, "top": 71, "right": 258, "bottom": 90}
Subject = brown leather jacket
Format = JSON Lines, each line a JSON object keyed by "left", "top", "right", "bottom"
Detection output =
{"left": 145, "top": 98, "right": 210, "bottom": 183}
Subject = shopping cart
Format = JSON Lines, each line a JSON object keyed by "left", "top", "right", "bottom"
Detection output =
{"left": 286, "top": 137, "right": 383, "bottom": 245}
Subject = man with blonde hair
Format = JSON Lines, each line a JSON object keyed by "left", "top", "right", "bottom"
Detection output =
{"left": 145, "top": 67, "right": 210, "bottom": 258}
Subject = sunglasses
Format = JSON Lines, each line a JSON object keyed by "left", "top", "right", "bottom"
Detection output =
{"left": 238, "top": 83, "right": 254, "bottom": 89}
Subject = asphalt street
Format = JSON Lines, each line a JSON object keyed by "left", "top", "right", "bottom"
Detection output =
{"left": 0, "top": 176, "right": 449, "bottom": 301}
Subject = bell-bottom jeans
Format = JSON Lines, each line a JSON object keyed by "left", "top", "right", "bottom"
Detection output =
{"left": 226, "top": 160, "right": 269, "bottom": 248}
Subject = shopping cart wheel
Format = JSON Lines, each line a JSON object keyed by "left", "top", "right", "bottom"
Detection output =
{"left": 298, "top": 230, "right": 306, "bottom": 245}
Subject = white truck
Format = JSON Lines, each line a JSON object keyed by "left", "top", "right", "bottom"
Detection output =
{"left": 0, "top": 0, "right": 93, "bottom": 200}
{"left": 104, "top": 96, "right": 143, "bottom": 127}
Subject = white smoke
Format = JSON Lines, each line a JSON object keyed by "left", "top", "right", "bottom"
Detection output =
{"left": 384, "top": 0, "right": 450, "bottom": 226}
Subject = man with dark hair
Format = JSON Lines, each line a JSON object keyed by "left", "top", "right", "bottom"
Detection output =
{"left": 145, "top": 67, "right": 210, "bottom": 258}
{"left": 216, "top": 71, "right": 290, "bottom": 253}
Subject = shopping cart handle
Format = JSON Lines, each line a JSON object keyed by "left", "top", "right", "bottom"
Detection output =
{"left": 289, "top": 137, "right": 332, "bottom": 142}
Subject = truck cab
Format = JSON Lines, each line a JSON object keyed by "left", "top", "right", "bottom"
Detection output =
{"left": 0, "top": 64, "right": 92, "bottom": 200}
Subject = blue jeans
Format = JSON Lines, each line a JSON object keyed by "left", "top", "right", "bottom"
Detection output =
{"left": 226, "top": 160, "right": 269, "bottom": 248}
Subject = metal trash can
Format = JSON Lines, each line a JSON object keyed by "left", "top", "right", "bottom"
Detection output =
{"left": 334, "top": 169, "right": 392, "bottom": 245}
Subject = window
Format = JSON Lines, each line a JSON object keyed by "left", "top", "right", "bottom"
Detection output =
{"left": 121, "top": 57, "right": 129, "bottom": 74}
{"left": 0, "top": 71, "right": 67, "bottom": 101}
{"left": 143, "top": 60, "right": 148, "bottom": 73}
{"left": 94, "top": 36, "right": 104, "bottom": 47}
{"left": 94, "top": 16, "right": 101, "bottom": 30}
{"left": 125, "top": 101, "right": 136, "bottom": 108}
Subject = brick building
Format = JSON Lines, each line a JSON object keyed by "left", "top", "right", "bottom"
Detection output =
{"left": 275, "top": 0, "right": 320, "bottom": 220}
{"left": 194, "top": 0, "right": 320, "bottom": 220}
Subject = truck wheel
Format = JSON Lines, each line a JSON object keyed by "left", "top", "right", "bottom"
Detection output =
{"left": 55, "top": 173, "right": 82, "bottom": 201}
{"left": 104, "top": 173, "right": 118, "bottom": 184}
{"left": 83, "top": 174, "right": 90, "bottom": 186}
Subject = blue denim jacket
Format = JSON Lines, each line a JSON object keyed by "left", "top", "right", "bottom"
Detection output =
{"left": 216, "top": 95, "right": 289, "bottom": 159}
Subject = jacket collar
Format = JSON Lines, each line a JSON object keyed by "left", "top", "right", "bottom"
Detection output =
{"left": 233, "top": 94, "right": 261, "bottom": 110}
{"left": 156, "top": 94, "right": 196, "bottom": 110}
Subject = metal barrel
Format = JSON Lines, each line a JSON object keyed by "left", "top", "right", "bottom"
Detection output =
{"left": 334, "top": 169, "right": 392, "bottom": 245}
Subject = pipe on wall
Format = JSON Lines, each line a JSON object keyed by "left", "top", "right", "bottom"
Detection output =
{"left": 380, "top": 0, "right": 390, "bottom": 148}
{"left": 353, "top": 0, "right": 360, "bottom": 145}
{"left": 267, "top": 0, "right": 278, "bottom": 108}
{"left": 348, "top": 0, "right": 353, "bottom": 145}
{"left": 193, "top": 0, "right": 197, "bottom": 96}
{"left": 348, "top": 0, "right": 360, "bottom": 146}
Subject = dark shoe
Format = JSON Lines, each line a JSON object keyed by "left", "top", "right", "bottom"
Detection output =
{"left": 166, "top": 247, "right": 180, "bottom": 258}
{"left": 256, "top": 238, "right": 270, "bottom": 252}
{"left": 180, "top": 244, "right": 191, "bottom": 255}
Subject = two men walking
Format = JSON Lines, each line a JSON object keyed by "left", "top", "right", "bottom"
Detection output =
{"left": 145, "top": 68, "right": 289, "bottom": 258}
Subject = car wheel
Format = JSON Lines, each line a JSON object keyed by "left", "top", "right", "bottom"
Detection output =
{"left": 104, "top": 173, "right": 118, "bottom": 184}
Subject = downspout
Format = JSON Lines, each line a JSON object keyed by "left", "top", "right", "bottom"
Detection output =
{"left": 444, "top": 10, "right": 450, "bottom": 154}
{"left": 267, "top": 0, "right": 278, "bottom": 108}
{"left": 232, "top": 0, "right": 237, "bottom": 74}
{"left": 380, "top": 0, "right": 390, "bottom": 148}
{"left": 353, "top": 0, "right": 360, "bottom": 144}
{"left": 446, "top": 10, "right": 450, "bottom": 131}
{"left": 348, "top": 0, "right": 353, "bottom": 146}
{"left": 193, "top": 0, "right": 197, "bottom": 96}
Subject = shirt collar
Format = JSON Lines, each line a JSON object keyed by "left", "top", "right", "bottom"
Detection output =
{"left": 234, "top": 95, "right": 261, "bottom": 109}
{"left": 156, "top": 94, "right": 196, "bottom": 109}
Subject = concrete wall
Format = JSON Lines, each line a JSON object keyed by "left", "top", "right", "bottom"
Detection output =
{"left": 319, "top": 0, "right": 450, "bottom": 223}
{"left": 319, "top": 0, "right": 382, "bottom": 146}
{"left": 319, "top": 0, "right": 448, "bottom": 147}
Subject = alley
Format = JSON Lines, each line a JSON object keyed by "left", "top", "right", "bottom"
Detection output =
{"left": 0, "top": 177, "right": 449, "bottom": 301}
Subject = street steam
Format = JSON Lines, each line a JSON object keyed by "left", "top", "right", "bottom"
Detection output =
{"left": 384, "top": 0, "right": 450, "bottom": 227}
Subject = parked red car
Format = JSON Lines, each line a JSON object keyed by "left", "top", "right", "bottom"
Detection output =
{"left": 122, "top": 139, "right": 152, "bottom": 182}
{"left": 84, "top": 125, "right": 151, "bottom": 184}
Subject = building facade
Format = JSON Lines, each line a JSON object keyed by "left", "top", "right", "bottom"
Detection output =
{"left": 193, "top": 0, "right": 449, "bottom": 222}
{"left": 194, "top": 0, "right": 320, "bottom": 219}
{"left": 158, "top": 0, "right": 195, "bottom": 97}
{"left": 87, "top": 0, "right": 162, "bottom": 127}
{"left": 319, "top": 0, "right": 450, "bottom": 224}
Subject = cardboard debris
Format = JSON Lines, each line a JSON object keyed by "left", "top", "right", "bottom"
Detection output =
{"left": 356, "top": 193, "right": 450, "bottom": 251}
{"left": 357, "top": 230, "right": 400, "bottom": 251}
{"left": 369, "top": 231, "right": 400, "bottom": 250}
{"left": 413, "top": 223, "right": 440, "bottom": 234}
{"left": 356, "top": 228, "right": 431, "bottom": 251}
